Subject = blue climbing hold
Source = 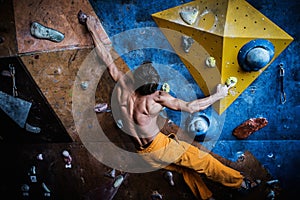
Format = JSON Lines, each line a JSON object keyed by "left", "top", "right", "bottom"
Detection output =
{"left": 238, "top": 39, "right": 275, "bottom": 72}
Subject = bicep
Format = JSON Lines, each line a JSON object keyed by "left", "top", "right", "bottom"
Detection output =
{"left": 155, "top": 92, "right": 189, "bottom": 112}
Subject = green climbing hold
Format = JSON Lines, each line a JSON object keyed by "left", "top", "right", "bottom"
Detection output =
{"left": 30, "top": 21, "right": 65, "bottom": 43}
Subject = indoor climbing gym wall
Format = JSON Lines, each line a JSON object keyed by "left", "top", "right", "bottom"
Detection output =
{"left": 89, "top": 0, "right": 299, "bottom": 198}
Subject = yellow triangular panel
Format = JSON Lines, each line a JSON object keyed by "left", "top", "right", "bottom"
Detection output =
{"left": 152, "top": 0, "right": 293, "bottom": 115}
{"left": 225, "top": 0, "right": 293, "bottom": 39}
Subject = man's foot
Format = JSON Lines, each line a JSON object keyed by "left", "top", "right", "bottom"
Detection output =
{"left": 239, "top": 178, "right": 261, "bottom": 194}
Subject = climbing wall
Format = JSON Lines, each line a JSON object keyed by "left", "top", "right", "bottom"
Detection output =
{"left": 151, "top": 0, "right": 293, "bottom": 114}
{"left": 8, "top": 0, "right": 100, "bottom": 141}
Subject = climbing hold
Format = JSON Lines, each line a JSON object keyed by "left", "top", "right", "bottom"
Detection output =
{"left": 161, "top": 83, "right": 170, "bottom": 93}
{"left": 81, "top": 81, "right": 89, "bottom": 90}
{"left": 205, "top": 56, "right": 216, "bottom": 68}
{"left": 186, "top": 113, "right": 210, "bottom": 140}
{"left": 113, "top": 175, "right": 124, "bottom": 188}
{"left": 28, "top": 166, "right": 37, "bottom": 183}
{"left": 37, "top": 153, "right": 44, "bottom": 161}
{"left": 116, "top": 119, "right": 123, "bottom": 129}
{"left": 94, "top": 103, "right": 109, "bottom": 113}
{"left": 225, "top": 77, "right": 238, "bottom": 87}
{"left": 30, "top": 21, "right": 65, "bottom": 43}
{"left": 232, "top": 117, "right": 268, "bottom": 139}
{"left": 266, "top": 190, "right": 275, "bottom": 200}
{"left": 151, "top": 190, "right": 163, "bottom": 200}
{"left": 164, "top": 171, "right": 175, "bottom": 186}
{"left": 179, "top": 7, "right": 198, "bottom": 25}
{"left": 158, "top": 82, "right": 171, "bottom": 93}
{"left": 181, "top": 35, "right": 194, "bottom": 53}
{"left": 235, "top": 151, "right": 245, "bottom": 162}
{"left": 62, "top": 150, "right": 72, "bottom": 168}
{"left": 238, "top": 39, "right": 275, "bottom": 72}
{"left": 25, "top": 123, "right": 41, "bottom": 133}
{"left": 21, "top": 184, "right": 30, "bottom": 196}
{"left": 105, "top": 168, "right": 116, "bottom": 178}
{"left": 266, "top": 179, "right": 279, "bottom": 186}
{"left": 42, "top": 182, "right": 51, "bottom": 193}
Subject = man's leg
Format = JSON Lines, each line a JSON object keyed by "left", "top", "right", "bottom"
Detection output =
{"left": 142, "top": 133, "right": 244, "bottom": 187}
{"left": 138, "top": 133, "right": 244, "bottom": 199}
{"left": 172, "top": 139, "right": 244, "bottom": 188}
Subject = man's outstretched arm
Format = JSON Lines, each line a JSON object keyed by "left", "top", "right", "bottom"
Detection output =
{"left": 79, "top": 11, "right": 124, "bottom": 82}
{"left": 155, "top": 84, "right": 229, "bottom": 113}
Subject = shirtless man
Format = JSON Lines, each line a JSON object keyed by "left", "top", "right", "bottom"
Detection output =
{"left": 79, "top": 11, "right": 259, "bottom": 200}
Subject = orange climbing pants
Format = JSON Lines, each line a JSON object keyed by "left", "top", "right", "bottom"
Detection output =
{"left": 138, "top": 132, "right": 244, "bottom": 200}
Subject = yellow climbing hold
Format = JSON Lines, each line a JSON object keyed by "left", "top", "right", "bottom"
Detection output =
{"left": 225, "top": 77, "right": 238, "bottom": 87}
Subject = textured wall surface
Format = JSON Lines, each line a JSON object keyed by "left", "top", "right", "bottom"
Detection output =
{"left": 89, "top": 0, "right": 300, "bottom": 195}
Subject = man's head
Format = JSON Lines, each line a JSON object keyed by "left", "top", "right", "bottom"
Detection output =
{"left": 133, "top": 61, "right": 160, "bottom": 95}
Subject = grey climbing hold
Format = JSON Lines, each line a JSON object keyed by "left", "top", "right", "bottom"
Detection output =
{"left": 30, "top": 21, "right": 65, "bottom": 43}
{"left": 113, "top": 175, "right": 124, "bottom": 188}
{"left": 182, "top": 35, "right": 194, "bottom": 53}
{"left": 105, "top": 168, "right": 116, "bottom": 178}
{"left": 25, "top": 123, "right": 41, "bottom": 133}
{"left": 81, "top": 81, "right": 89, "bottom": 90}
{"left": 164, "top": 171, "right": 175, "bottom": 186}
{"left": 180, "top": 7, "right": 199, "bottom": 25}
{"left": 151, "top": 190, "right": 163, "bottom": 200}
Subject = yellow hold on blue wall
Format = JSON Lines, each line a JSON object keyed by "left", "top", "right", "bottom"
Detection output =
{"left": 152, "top": 0, "right": 294, "bottom": 114}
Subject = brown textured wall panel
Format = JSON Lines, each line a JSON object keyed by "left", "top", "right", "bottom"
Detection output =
{"left": 4, "top": 0, "right": 131, "bottom": 142}
{"left": 13, "top": 0, "right": 97, "bottom": 54}
{"left": 20, "top": 48, "right": 93, "bottom": 141}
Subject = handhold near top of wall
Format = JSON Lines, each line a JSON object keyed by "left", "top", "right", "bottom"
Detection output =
{"left": 30, "top": 21, "right": 65, "bottom": 43}
{"left": 238, "top": 39, "right": 275, "bottom": 72}
{"left": 179, "top": 7, "right": 199, "bottom": 25}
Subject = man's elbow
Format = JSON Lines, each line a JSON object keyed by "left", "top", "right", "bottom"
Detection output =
{"left": 185, "top": 103, "right": 195, "bottom": 114}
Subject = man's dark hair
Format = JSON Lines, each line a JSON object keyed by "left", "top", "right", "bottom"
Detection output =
{"left": 133, "top": 61, "right": 160, "bottom": 95}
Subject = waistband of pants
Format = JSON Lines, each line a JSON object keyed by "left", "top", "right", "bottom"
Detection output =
{"left": 137, "top": 132, "right": 166, "bottom": 153}
{"left": 137, "top": 132, "right": 178, "bottom": 153}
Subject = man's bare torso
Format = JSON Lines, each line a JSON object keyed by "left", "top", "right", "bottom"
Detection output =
{"left": 113, "top": 80, "right": 164, "bottom": 147}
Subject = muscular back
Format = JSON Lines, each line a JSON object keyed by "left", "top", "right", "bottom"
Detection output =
{"left": 112, "top": 79, "right": 163, "bottom": 147}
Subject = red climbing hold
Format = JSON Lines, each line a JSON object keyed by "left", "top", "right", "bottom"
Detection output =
{"left": 233, "top": 117, "right": 268, "bottom": 139}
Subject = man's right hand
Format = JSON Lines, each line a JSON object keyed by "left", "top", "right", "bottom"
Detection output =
{"left": 215, "top": 84, "right": 229, "bottom": 99}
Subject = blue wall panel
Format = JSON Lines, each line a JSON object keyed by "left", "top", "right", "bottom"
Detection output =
{"left": 89, "top": 0, "right": 300, "bottom": 196}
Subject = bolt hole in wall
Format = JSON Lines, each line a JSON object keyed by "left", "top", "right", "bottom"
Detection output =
{"left": 89, "top": 0, "right": 300, "bottom": 197}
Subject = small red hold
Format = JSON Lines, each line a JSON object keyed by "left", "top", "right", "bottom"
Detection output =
{"left": 232, "top": 117, "right": 268, "bottom": 139}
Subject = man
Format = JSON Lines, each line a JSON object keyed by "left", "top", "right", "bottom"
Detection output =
{"left": 79, "top": 11, "right": 259, "bottom": 200}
